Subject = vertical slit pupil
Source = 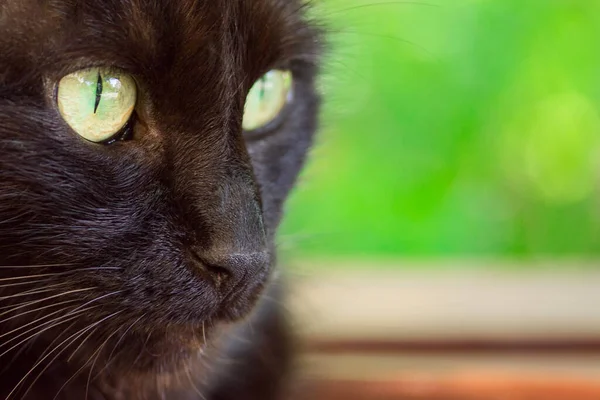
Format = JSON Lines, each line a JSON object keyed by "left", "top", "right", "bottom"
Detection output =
{"left": 259, "top": 77, "right": 266, "bottom": 100}
{"left": 94, "top": 73, "right": 103, "bottom": 114}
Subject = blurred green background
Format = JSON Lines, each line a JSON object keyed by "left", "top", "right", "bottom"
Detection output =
{"left": 280, "top": 0, "right": 600, "bottom": 258}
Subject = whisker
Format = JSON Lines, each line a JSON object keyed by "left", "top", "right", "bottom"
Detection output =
{"left": 0, "top": 287, "right": 96, "bottom": 314}
{"left": 5, "top": 310, "right": 123, "bottom": 400}
{"left": 0, "top": 273, "right": 69, "bottom": 283}
{"left": 185, "top": 365, "right": 206, "bottom": 400}
{"left": 0, "top": 319, "right": 75, "bottom": 378}
{"left": 0, "top": 283, "right": 70, "bottom": 301}
{"left": 92, "top": 314, "right": 144, "bottom": 380}
{"left": 19, "top": 328, "right": 91, "bottom": 400}
{"left": 65, "top": 290, "right": 123, "bottom": 320}
{"left": 0, "top": 289, "right": 113, "bottom": 346}
{"left": 53, "top": 325, "right": 104, "bottom": 398}
{"left": 322, "top": 0, "right": 439, "bottom": 18}
{"left": 16, "top": 321, "right": 78, "bottom": 400}
{"left": 330, "top": 29, "right": 436, "bottom": 58}
{"left": 35, "top": 320, "right": 78, "bottom": 361}
{"left": 0, "top": 267, "right": 122, "bottom": 283}
{"left": 85, "top": 326, "right": 122, "bottom": 400}
{"left": 0, "top": 306, "right": 99, "bottom": 358}
{"left": 0, "top": 263, "right": 74, "bottom": 270}
{"left": 0, "top": 299, "right": 79, "bottom": 326}
{"left": 66, "top": 324, "right": 101, "bottom": 363}
{"left": 131, "top": 331, "right": 152, "bottom": 368}
{"left": 36, "top": 291, "right": 122, "bottom": 360}
{"left": 0, "top": 278, "right": 54, "bottom": 290}
{"left": 0, "top": 306, "right": 78, "bottom": 339}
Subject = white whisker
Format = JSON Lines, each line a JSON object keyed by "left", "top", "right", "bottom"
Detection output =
{"left": 66, "top": 324, "right": 100, "bottom": 363}
{"left": 0, "top": 299, "right": 79, "bottom": 326}
{"left": 1, "top": 290, "right": 116, "bottom": 355}
{"left": 0, "top": 283, "right": 69, "bottom": 301}
{"left": 92, "top": 314, "right": 144, "bottom": 381}
{"left": 0, "top": 263, "right": 74, "bottom": 270}
{"left": 0, "top": 278, "right": 53, "bottom": 290}
{"left": 0, "top": 267, "right": 122, "bottom": 283}
{"left": 85, "top": 326, "right": 121, "bottom": 400}
{"left": 65, "top": 290, "right": 123, "bottom": 319}
{"left": 0, "top": 287, "right": 96, "bottom": 314}
{"left": 52, "top": 328, "right": 103, "bottom": 400}
{"left": 0, "top": 307, "right": 98, "bottom": 358}
{"left": 36, "top": 320, "right": 78, "bottom": 360}
{"left": 0, "top": 306, "right": 76, "bottom": 339}
{"left": 185, "top": 365, "right": 206, "bottom": 400}
{"left": 5, "top": 310, "right": 123, "bottom": 399}
{"left": 17, "top": 320, "right": 79, "bottom": 400}
{"left": 321, "top": 0, "right": 439, "bottom": 18}
{"left": 0, "top": 273, "right": 70, "bottom": 283}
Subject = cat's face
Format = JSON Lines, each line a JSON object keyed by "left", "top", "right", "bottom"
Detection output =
{"left": 0, "top": 0, "right": 319, "bottom": 377}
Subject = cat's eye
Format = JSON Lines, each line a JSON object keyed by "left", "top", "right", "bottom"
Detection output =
{"left": 57, "top": 67, "right": 137, "bottom": 143}
{"left": 243, "top": 70, "right": 292, "bottom": 132}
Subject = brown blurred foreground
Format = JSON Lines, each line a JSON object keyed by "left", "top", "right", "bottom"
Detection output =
{"left": 295, "top": 344, "right": 600, "bottom": 400}
{"left": 289, "top": 267, "right": 600, "bottom": 399}
{"left": 299, "top": 374, "right": 600, "bottom": 400}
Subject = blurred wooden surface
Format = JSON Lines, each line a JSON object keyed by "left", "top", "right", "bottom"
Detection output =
{"left": 288, "top": 266, "right": 600, "bottom": 341}
{"left": 296, "top": 350, "right": 600, "bottom": 399}
{"left": 289, "top": 266, "right": 600, "bottom": 399}
{"left": 298, "top": 375, "right": 600, "bottom": 400}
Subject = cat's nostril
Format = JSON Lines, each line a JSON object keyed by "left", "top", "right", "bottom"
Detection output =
{"left": 203, "top": 262, "right": 231, "bottom": 287}
{"left": 190, "top": 251, "right": 230, "bottom": 287}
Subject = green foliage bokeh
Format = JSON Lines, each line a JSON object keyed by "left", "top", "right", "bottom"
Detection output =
{"left": 280, "top": 0, "right": 600, "bottom": 257}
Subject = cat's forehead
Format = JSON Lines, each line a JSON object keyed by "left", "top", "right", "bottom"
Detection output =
{"left": 3, "top": 0, "right": 307, "bottom": 32}
{"left": 0, "top": 0, "right": 318, "bottom": 78}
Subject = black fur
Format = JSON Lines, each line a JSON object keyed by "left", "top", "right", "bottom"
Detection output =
{"left": 0, "top": 0, "right": 321, "bottom": 398}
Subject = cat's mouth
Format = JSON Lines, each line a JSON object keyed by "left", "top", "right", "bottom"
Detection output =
{"left": 83, "top": 263, "right": 271, "bottom": 372}
{"left": 104, "top": 280, "right": 270, "bottom": 374}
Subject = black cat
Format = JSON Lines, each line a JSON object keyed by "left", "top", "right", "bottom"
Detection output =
{"left": 0, "top": 0, "right": 322, "bottom": 398}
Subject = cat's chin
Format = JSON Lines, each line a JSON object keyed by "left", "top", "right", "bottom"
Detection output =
{"left": 103, "top": 324, "right": 215, "bottom": 372}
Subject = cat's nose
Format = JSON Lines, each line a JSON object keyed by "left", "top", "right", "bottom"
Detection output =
{"left": 170, "top": 139, "right": 271, "bottom": 314}
{"left": 201, "top": 251, "right": 270, "bottom": 286}
{"left": 192, "top": 249, "right": 271, "bottom": 303}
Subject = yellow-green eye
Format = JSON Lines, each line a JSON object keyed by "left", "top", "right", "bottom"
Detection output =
{"left": 57, "top": 67, "right": 137, "bottom": 143}
{"left": 242, "top": 70, "right": 292, "bottom": 131}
